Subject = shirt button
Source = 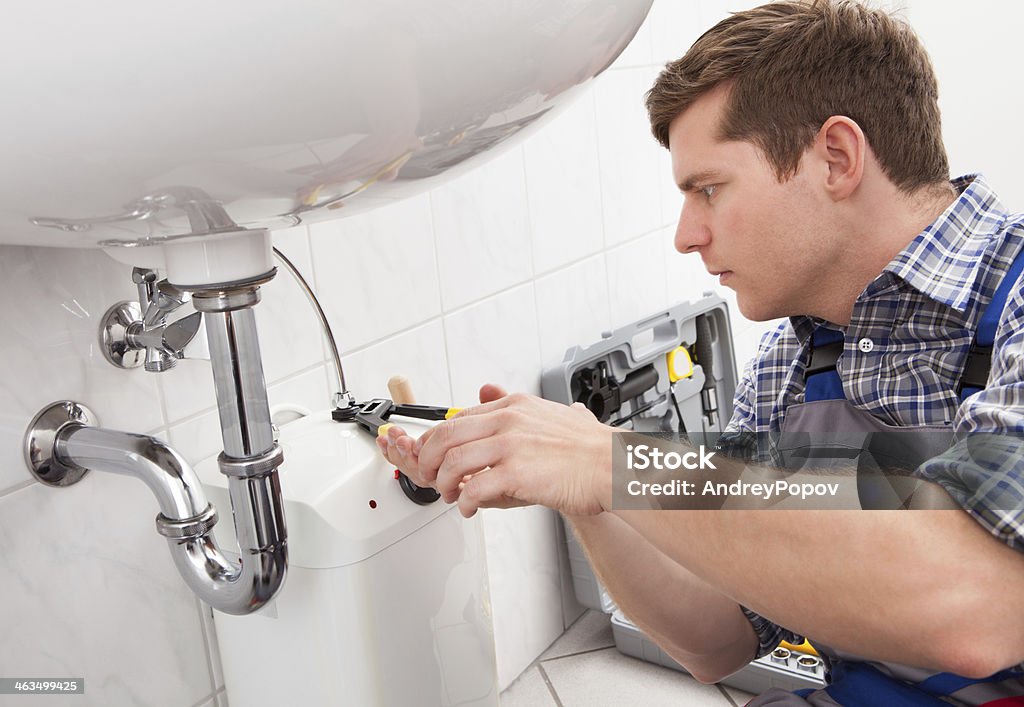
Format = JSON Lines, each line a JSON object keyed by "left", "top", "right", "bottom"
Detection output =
{"left": 858, "top": 337, "right": 874, "bottom": 353}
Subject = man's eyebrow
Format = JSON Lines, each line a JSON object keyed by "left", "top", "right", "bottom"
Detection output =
{"left": 678, "top": 170, "right": 722, "bottom": 192}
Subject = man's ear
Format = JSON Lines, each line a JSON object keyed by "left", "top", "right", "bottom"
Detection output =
{"left": 814, "top": 116, "right": 865, "bottom": 201}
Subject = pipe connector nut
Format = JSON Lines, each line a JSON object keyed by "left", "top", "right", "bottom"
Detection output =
{"left": 156, "top": 504, "right": 219, "bottom": 540}
{"left": 217, "top": 444, "right": 285, "bottom": 479}
{"left": 189, "top": 270, "right": 276, "bottom": 313}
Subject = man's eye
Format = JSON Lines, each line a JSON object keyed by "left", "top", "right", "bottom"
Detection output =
{"left": 701, "top": 185, "right": 717, "bottom": 201}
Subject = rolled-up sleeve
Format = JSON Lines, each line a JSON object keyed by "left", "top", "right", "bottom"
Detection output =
{"left": 739, "top": 607, "right": 805, "bottom": 659}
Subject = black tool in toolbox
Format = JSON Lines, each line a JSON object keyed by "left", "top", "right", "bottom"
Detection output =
{"left": 544, "top": 297, "right": 737, "bottom": 439}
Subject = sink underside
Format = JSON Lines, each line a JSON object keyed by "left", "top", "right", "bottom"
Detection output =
{"left": 0, "top": 0, "right": 653, "bottom": 249}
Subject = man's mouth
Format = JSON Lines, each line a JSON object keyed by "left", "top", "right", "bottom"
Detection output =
{"left": 708, "top": 269, "right": 733, "bottom": 284}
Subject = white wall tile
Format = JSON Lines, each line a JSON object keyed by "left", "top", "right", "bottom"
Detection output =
{"left": 258, "top": 226, "right": 328, "bottom": 384}
{"left": 168, "top": 409, "right": 224, "bottom": 468}
{"left": 904, "top": 0, "right": 1024, "bottom": 206}
{"left": 267, "top": 364, "right": 334, "bottom": 415}
{"left": 308, "top": 194, "right": 443, "bottom": 352}
{"left": 0, "top": 477, "right": 212, "bottom": 707}
{"left": 663, "top": 225, "right": 717, "bottom": 307}
{"left": 701, "top": 0, "right": 750, "bottom": 25}
{"left": 534, "top": 255, "right": 612, "bottom": 368}
{"left": 593, "top": 68, "right": 664, "bottom": 246}
{"left": 158, "top": 358, "right": 219, "bottom": 426}
{"left": 649, "top": 0, "right": 707, "bottom": 66}
{"left": 443, "top": 284, "right": 542, "bottom": 404}
{"left": 0, "top": 246, "right": 165, "bottom": 492}
{"left": 554, "top": 517, "right": 587, "bottom": 629}
{"left": 522, "top": 91, "right": 605, "bottom": 276}
{"left": 481, "top": 506, "right": 564, "bottom": 691}
{"left": 606, "top": 230, "right": 671, "bottom": 329}
{"left": 658, "top": 147, "right": 681, "bottom": 231}
{"left": 609, "top": 9, "right": 654, "bottom": 69}
{"left": 338, "top": 320, "right": 452, "bottom": 407}
{"left": 431, "top": 148, "right": 534, "bottom": 311}
{"left": 197, "top": 600, "right": 225, "bottom": 693}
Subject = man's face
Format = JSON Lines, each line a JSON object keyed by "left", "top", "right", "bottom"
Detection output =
{"left": 668, "top": 86, "right": 837, "bottom": 321}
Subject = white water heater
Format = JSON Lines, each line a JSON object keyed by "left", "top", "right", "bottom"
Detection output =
{"left": 196, "top": 411, "right": 497, "bottom": 707}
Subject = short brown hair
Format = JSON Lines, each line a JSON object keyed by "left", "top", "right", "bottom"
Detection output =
{"left": 646, "top": 0, "right": 949, "bottom": 193}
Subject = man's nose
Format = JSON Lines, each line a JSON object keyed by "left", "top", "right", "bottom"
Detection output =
{"left": 674, "top": 199, "right": 710, "bottom": 253}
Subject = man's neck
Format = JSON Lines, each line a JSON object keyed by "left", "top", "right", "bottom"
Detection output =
{"left": 814, "top": 181, "right": 957, "bottom": 326}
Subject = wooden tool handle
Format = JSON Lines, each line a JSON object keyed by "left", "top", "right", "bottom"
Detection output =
{"left": 388, "top": 375, "right": 416, "bottom": 405}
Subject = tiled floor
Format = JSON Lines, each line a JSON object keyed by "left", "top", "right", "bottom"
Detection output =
{"left": 499, "top": 611, "right": 756, "bottom": 706}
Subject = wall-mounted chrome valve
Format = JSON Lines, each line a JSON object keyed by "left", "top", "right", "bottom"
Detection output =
{"left": 100, "top": 267, "right": 203, "bottom": 371}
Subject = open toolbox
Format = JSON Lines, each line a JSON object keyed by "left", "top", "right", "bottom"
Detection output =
{"left": 541, "top": 296, "right": 826, "bottom": 696}
{"left": 541, "top": 296, "right": 737, "bottom": 439}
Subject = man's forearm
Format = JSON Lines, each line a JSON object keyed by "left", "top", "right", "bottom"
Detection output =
{"left": 613, "top": 506, "right": 1024, "bottom": 677}
{"left": 566, "top": 512, "right": 757, "bottom": 682}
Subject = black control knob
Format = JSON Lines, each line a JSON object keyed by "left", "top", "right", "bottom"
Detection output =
{"left": 397, "top": 472, "right": 441, "bottom": 505}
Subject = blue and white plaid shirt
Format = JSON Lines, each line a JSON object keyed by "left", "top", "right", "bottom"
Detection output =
{"left": 720, "top": 174, "right": 1024, "bottom": 655}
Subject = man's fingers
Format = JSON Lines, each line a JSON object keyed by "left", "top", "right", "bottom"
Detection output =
{"left": 412, "top": 388, "right": 520, "bottom": 455}
{"left": 376, "top": 424, "right": 437, "bottom": 486}
{"left": 479, "top": 383, "right": 509, "bottom": 404}
{"left": 416, "top": 411, "right": 506, "bottom": 469}
{"left": 447, "top": 389, "right": 533, "bottom": 423}
{"left": 375, "top": 434, "right": 393, "bottom": 462}
{"left": 457, "top": 465, "right": 528, "bottom": 517}
{"left": 436, "top": 438, "right": 502, "bottom": 502}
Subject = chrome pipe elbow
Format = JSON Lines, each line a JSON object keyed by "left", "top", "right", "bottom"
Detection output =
{"left": 166, "top": 473, "right": 288, "bottom": 615}
{"left": 56, "top": 426, "right": 208, "bottom": 519}
{"left": 48, "top": 421, "right": 287, "bottom": 615}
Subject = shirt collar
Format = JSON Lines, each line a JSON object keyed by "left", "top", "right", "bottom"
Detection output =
{"left": 788, "top": 174, "right": 1008, "bottom": 344}
{"left": 883, "top": 174, "right": 1008, "bottom": 311}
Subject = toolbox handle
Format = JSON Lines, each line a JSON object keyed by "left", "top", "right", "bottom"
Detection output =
{"left": 628, "top": 310, "right": 686, "bottom": 362}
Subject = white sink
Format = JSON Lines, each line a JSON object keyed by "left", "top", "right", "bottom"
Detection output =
{"left": 0, "top": 1, "right": 652, "bottom": 250}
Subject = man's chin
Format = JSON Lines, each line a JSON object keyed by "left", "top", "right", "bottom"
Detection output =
{"left": 735, "top": 294, "right": 783, "bottom": 322}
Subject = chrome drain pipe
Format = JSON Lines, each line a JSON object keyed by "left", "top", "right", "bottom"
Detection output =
{"left": 25, "top": 269, "right": 289, "bottom": 615}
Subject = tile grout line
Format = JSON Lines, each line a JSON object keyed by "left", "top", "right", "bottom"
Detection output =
{"left": 540, "top": 644, "right": 618, "bottom": 664}
{"left": 428, "top": 190, "right": 458, "bottom": 408}
{"left": 164, "top": 359, "right": 329, "bottom": 430}
{"left": 717, "top": 682, "right": 741, "bottom": 707}
{"left": 536, "top": 663, "right": 566, "bottom": 707}
{"left": 0, "top": 479, "right": 36, "bottom": 500}
{"left": 194, "top": 596, "right": 221, "bottom": 699}
{"left": 189, "top": 690, "right": 217, "bottom": 707}
{"left": 239, "top": 220, "right": 672, "bottom": 390}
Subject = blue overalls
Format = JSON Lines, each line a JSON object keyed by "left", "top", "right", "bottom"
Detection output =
{"left": 746, "top": 248, "right": 1024, "bottom": 706}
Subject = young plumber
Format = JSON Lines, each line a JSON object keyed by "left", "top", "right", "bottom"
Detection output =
{"left": 378, "top": 1, "right": 1024, "bottom": 704}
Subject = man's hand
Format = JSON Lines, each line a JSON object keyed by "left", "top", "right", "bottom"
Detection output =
{"left": 376, "top": 383, "right": 614, "bottom": 517}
